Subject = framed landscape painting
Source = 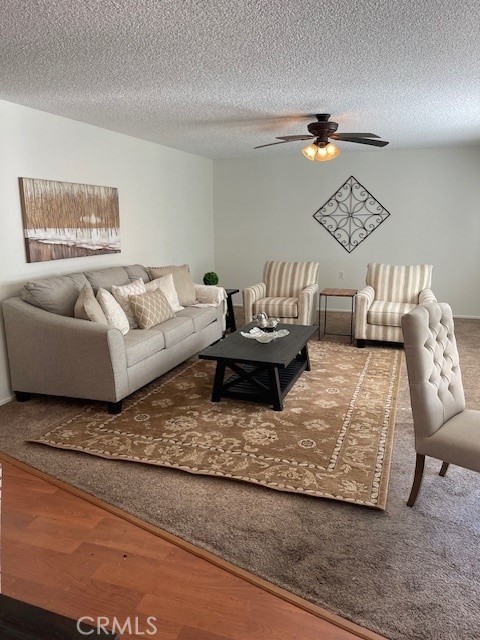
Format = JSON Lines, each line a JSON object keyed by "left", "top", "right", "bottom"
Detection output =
{"left": 19, "top": 178, "right": 121, "bottom": 263}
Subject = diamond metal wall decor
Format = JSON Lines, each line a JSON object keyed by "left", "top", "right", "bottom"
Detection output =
{"left": 313, "top": 176, "right": 390, "bottom": 253}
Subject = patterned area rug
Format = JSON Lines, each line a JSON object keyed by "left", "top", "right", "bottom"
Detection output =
{"left": 32, "top": 342, "right": 401, "bottom": 509}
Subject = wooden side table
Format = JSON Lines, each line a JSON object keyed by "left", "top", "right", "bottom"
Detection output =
{"left": 225, "top": 288, "right": 239, "bottom": 332}
{"left": 318, "top": 288, "right": 357, "bottom": 342}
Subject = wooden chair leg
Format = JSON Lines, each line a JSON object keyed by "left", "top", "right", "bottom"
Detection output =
{"left": 439, "top": 461, "right": 449, "bottom": 477}
{"left": 407, "top": 453, "right": 425, "bottom": 507}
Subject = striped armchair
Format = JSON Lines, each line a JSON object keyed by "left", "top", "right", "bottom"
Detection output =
{"left": 243, "top": 260, "right": 319, "bottom": 326}
{"left": 355, "top": 263, "right": 436, "bottom": 347}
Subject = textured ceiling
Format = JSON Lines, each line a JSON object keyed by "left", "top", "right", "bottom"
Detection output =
{"left": 1, "top": 0, "right": 479, "bottom": 158}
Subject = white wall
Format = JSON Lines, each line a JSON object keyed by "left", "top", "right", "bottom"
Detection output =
{"left": 0, "top": 99, "right": 214, "bottom": 404}
{"left": 213, "top": 146, "right": 480, "bottom": 315}
{"left": 1, "top": 101, "right": 478, "bottom": 404}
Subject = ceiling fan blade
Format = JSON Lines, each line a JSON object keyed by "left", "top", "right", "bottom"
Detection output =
{"left": 331, "top": 132, "right": 381, "bottom": 139}
{"left": 275, "top": 135, "right": 315, "bottom": 141}
{"left": 254, "top": 140, "right": 295, "bottom": 149}
{"left": 332, "top": 136, "right": 389, "bottom": 147}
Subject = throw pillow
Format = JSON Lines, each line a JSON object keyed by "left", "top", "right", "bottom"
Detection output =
{"left": 96, "top": 288, "right": 130, "bottom": 335}
{"left": 147, "top": 264, "right": 196, "bottom": 306}
{"left": 145, "top": 273, "right": 184, "bottom": 312}
{"left": 74, "top": 284, "right": 108, "bottom": 325}
{"left": 21, "top": 273, "right": 89, "bottom": 317}
{"left": 129, "top": 290, "right": 175, "bottom": 330}
{"left": 111, "top": 278, "right": 147, "bottom": 328}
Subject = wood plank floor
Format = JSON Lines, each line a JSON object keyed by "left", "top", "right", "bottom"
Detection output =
{"left": 0, "top": 459, "right": 385, "bottom": 640}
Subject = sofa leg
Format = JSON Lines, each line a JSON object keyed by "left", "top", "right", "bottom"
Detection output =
{"left": 15, "top": 391, "right": 31, "bottom": 402}
{"left": 356, "top": 339, "right": 365, "bottom": 348}
{"left": 107, "top": 400, "right": 123, "bottom": 415}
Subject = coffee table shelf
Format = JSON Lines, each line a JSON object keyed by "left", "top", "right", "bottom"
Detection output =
{"left": 221, "top": 356, "right": 307, "bottom": 407}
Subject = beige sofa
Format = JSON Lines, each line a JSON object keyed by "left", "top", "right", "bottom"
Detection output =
{"left": 2, "top": 264, "right": 224, "bottom": 413}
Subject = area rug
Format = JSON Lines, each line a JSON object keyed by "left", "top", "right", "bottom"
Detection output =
{"left": 1, "top": 319, "right": 479, "bottom": 640}
{"left": 31, "top": 341, "right": 401, "bottom": 509}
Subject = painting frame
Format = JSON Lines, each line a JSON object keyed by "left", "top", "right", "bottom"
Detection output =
{"left": 19, "top": 177, "right": 121, "bottom": 263}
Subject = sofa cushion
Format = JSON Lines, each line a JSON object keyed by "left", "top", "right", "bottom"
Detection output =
{"left": 125, "top": 264, "right": 150, "bottom": 283}
{"left": 157, "top": 316, "right": 195, "bottom": 348}
{"left": 96, "top": 288, "right": 130, "bottom": 334}
{"left": 21, "top": 272, "right": 88, "bottom": 317}
{"left": 253, "top": 297, "right": 298, "bottom": 319}
{"left": 111, "top": 278, "right": 147, "bottom": 328}
{"left": 147, "top": 264, "right": 196, "bottom": 306}
{"left": 123, "top": 326, "right": 166, "bottom": 367}
{"left": 74, "top": 284, "right": 108, "bottom": 324}
{"left": 176, "top": 306, "right": 219, "bottom": 332}
{"left": 368, "top": 301, "right": 417, "bottom": 327}
{"left": 84, "top": 266, "right": 130, "bottom": 292}
{"left": 145, "top": 273, "right": 184, "bottom": 312}
{"left": 129, "top": 290, "right": 175, "bottom": 330}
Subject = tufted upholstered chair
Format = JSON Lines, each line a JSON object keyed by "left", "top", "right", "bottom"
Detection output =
{"left": 243, "top": 260, "right": 319, "bottom": 326}
{"left": 355, "top": 263, "right": 436, "bottom": 347}
{"left": 401, "top": 301, "right": 480, "bottom": 506}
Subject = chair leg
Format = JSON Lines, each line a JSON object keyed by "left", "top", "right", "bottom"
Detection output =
{"left": 407, "top": 453, "right": 425, "bottom": 507}
{"left": 356, "top": 339, "right": 365, "bottom": 348}
{"left": 439, "top": 461, "right": 449, "bottom": 477}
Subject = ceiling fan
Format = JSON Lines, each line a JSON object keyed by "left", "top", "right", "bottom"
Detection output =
{"left": 254, "top": 114, "right": 389, "bottom": 162}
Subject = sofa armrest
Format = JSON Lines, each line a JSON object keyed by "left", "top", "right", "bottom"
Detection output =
{"left": 242, "top": 282, "right": 267, "bottom": 324}
{"left": 193, "top": 283, "right": 226, "bottom": 306}
{"left": 298, "top": 283, "right": 319, "bottom": 325}
{"left": 193, "top": 284, "right": 227, "bottom": 330}
{"left": 419, "top": 288, "right": 437, "bottom": 304}
{"left": 354, "top": 285, "right": 375, "bottom": 340}
{"left": 2, "top": 297, "right": 129, "bottom": 402}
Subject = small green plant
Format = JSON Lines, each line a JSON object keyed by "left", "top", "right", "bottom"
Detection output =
{"left": 203, "top": 271, "right": 219, "bottom": 285}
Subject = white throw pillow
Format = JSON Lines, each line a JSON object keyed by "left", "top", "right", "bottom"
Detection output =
{"left": 97, "top": 288, "right": 130, "bottom": 335}
{"left": 111, "top": 278, "right": 146, "bottom": 328}
{"left": 145, "top": 273, "right": 184, "bottom": 313}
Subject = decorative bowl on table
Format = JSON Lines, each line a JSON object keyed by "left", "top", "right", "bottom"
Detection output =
{"left": 263, "top": 318, "right": 279, "bottom": 332}
{"left": 255, "top": 333, "right": 275, "bottom": 343}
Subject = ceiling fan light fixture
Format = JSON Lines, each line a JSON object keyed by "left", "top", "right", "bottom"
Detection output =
{"left": 302, "top": 140, "right": 341, "bottom": 162}
{"left": 315, "top": 142, "right": 341, "bottom": 162}
{"left": 301, "top": 143, "right": 318, "bottom": 161}
{"left": 257, "top": 114, "right": 388, "bottom": 157}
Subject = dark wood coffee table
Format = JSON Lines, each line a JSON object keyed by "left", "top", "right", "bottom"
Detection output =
{"left": 199, "top": 322, "right": 317, "bottom": 411}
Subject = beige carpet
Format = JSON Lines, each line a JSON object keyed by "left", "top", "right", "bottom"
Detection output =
{"left": 32, "top": 341, "right": 401, "bottom": 509}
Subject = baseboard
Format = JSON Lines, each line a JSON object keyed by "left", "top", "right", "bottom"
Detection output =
{"left": 452, "top": 314, "right": 480, "bottom": 320}
{"left": 0, "top": 394, "right": 14, "bottom": 407}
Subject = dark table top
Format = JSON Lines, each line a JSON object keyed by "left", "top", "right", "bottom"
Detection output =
{"left": 199, "top": 322, "right": 317, "bottom": 368}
